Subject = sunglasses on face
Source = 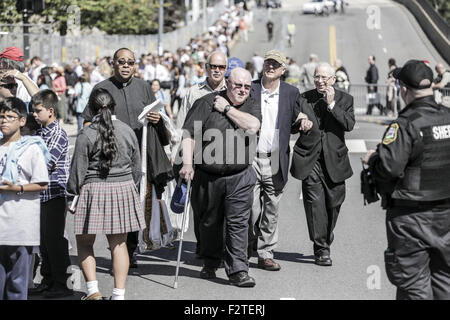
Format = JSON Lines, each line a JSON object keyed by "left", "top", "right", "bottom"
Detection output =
{"left": 208, "top": 63, "right": 227, "bottom": 71}
{"left": 232, "top": 82, "right": 251, "bottom": 91}
{"left": 116, "top": 59, "right": 136, "bottom": 66}
{"left": 0, "top": 83, "right": 18, "bottom": 90}
{"left": 264, "top": 60, "right": 282, "bottom": 69}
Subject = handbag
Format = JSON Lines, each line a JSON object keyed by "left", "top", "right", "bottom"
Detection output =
{"left": 160, "top": 81, "right": 171, "bottom": 89}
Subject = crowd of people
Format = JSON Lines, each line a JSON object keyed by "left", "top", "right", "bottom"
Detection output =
{"left": 0, "top": 1, "right": 449, "bottom": 302}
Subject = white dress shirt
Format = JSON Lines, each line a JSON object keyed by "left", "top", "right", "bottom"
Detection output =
{"left": 257, "top": 81, "right": 280, "bottom": 154}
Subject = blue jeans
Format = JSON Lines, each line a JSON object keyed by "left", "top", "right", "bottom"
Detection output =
{"left": 0, "top": 245, "right": 32, "bottom": 300}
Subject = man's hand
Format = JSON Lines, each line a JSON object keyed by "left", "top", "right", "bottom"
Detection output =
{"left": 0, "top": 180, "right": 17, "bottom": 193}
{"left": 214, "top": 95, "right": 228, "bottom": 113}
{"left": 324, "top": 86, "right": 335, "bottom": 105}
{"left": 1, "top": 69, "right": 25, "bottom": 82}
{"left": 300, "top": 119, "right": 313, "bottom": 132}
{"left": 179, "top": 164, "right": 194, "bottom": 180}
{"left": 295, "top": 112, "right": 308, "bottom": 122}
{"left": 364, "top": 149, "right": 376, "bottom": 164}
{"left": 146, "top": 111, "right": 161, "bottom": 124}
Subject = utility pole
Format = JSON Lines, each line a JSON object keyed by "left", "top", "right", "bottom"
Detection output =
{"left": 158, "top": 0, "right": 164, "bottom": 56}
{"left": 22, "top": 8, "right": 30, "bottom": 59}
{"left": 202, "top": 0, "right": 207, "bottom": 33}
{"left": 185, "top": 0, "right": 189, "bottom": 26}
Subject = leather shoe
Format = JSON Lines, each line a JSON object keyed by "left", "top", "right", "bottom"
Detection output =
{"left": 229, "top": 271, "right": 256, "bottom": 288}
{"left": 43, "top": 285, "right": 74, "bottom": 299}
{"left": 315, "top": 254, "right": 332, "bottom": 266}
{"left": 28, "top": 282, "right": 51, "bottom": 296}
{"left": 258, "top": 258, "right": 281, "bottom": 271}
{"left": 200, "top": 266, "right": 217, "bottom": 279}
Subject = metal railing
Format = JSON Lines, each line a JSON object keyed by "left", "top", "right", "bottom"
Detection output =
{"left": 0, "top": 2, "right": 225, "bottom": 65}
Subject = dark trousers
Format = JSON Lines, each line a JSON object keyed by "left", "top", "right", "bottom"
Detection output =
{"left": 40, "top": 197, "right": 71, "bottom": 287}
{"left": 385, "top": 206, "right": 450, "bottom": 300}
{"left": 302, "top": 160, "right": 346, "bottom": 256}
{"left": 191, "top": 166, "right": 257, "bottom": 276}
{"left": 0, "top": 245, "right": 32, "bottom": 300}
{"left": 366, "top": 86, "right": 384, "bottom": 115}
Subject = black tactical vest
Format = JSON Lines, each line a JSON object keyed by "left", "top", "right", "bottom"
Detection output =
{"left": 392, "top": 99, "right": 450, "bottom": 201}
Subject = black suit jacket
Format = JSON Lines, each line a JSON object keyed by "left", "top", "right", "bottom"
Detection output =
{"left": 250, "top": 80, "right": 301, "bottom": 191}
{"left": 290, "top": 89, "right": 355, "bottom": 183}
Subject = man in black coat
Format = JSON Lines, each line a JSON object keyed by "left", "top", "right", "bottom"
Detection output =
{"left": 290, "top": 62, "right": 355, "bottom": 266}
{"left": 365, "top": 55, "right": 383, "bottom": 115}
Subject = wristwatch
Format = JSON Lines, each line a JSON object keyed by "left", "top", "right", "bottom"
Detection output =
{"left": 224, "top": 105, "right": 232, "bottom": 114}
{"left": 16, "top": 185, "right": 24, "bottom": 195}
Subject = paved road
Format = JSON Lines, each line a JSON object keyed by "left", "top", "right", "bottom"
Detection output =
{"left": 32, "top": 0, "right": 446, "bottom": 300}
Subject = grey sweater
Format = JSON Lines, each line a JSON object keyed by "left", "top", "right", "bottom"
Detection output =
{"left": 67, "top": 119, "right": 141, "bottom": 195}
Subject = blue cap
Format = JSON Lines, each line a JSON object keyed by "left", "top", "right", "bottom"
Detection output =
{"left": 225, "top": 57, "right": 244, "bottom": 77}
{"left": 170, "top": 180, "right": 188, "bottom": 214}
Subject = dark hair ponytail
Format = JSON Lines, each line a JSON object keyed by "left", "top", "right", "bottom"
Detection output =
{"left": 88, "top": 88, "right": 117, "bottom": 178}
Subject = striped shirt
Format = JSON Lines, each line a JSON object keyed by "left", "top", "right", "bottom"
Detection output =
{"left": 36, "top": 120, "right": 70, "bottom": 202}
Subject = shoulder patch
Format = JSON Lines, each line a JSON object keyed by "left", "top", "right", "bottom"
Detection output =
{"left": 382, "top": 123, "right": 399, "bottom": 145}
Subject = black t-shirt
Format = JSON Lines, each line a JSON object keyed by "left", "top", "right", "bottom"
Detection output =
{"left": 182, "top": 90, "right": 261, "bottom": 176}
{"left": 82, "top": 77, "right": 156, "bottom": 131}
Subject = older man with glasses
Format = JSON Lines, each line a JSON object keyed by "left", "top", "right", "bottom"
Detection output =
{"left": 173, "top": 50, "right": 228, "bottom": 257}
{"left": 290, "top": 62, "right": 355, "bottom": 267}
{"left": 179, "top": 68, "right": 261, "bottom": 287}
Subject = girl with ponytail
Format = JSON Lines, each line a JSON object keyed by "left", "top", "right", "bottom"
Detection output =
{"left": 67, "top": 88, "right": 144, "bottom": 300}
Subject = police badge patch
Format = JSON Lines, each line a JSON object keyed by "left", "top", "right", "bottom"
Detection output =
{"left": 382, "top": 123, "right": 399, "bottom": 145}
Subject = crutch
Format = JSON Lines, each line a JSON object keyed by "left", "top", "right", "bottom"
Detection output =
{"left": 173, "top": 176, "right": 191, "bottom": 289}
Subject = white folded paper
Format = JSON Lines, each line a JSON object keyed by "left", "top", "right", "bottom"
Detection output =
{"left": 138, "top": 99, "right": 165, "bottom": 124}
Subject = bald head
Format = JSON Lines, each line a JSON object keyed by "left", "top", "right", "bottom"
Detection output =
{"left": 436, "top": 63, "right": 445, "bottom": 75}
{"left": 227, "top": 67, "right": 252, "bottom": 105}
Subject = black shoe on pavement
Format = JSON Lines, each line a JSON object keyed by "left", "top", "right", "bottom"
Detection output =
{"left": 229, "top": 271, "right": 256, "bottom": 288}
{"left": 200, "top": 266, "right": 217, "bottom": 279}
{"left": 28, "top": 282, "right": 51, "bottom": 296}
{"left": 315, "top": 254, "right": 332, "bottom": 266}
{"left": 43, "top": 284, "right": 74, "bottom": 299}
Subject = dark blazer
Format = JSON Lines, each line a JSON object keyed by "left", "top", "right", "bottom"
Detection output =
{"left": 250, "top": 80, "right": 301, "bottom": 191}
{"left": 290, "top": 88, "right": 355, "bottom": 183}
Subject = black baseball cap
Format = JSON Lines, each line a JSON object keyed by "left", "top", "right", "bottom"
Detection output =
{"left": 393, "top": 59, "right": 433, "bottom": 89}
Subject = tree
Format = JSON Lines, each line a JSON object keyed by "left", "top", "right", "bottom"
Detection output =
{"left": 0, "top": 0, "right": 182, "bottom": 35}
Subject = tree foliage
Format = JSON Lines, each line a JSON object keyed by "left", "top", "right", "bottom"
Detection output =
{"left": 0, "top": 0, "right": 182, "bottom": 35}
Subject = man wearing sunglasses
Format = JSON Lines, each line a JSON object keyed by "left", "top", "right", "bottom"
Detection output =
{"left": 173, "top": 51, "right": 228, "bottom": 257}
{"left": 179, "top": 68, "right": 261, "bottom": 287}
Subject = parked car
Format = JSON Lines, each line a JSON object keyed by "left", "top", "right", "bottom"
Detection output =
{"left": 302, "top": 0, "right": 335, "bottom": 16}
{"left": 267, "top": 0, "right": 282, "bottom": 9}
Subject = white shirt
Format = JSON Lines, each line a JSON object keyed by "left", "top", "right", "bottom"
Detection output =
{"left": 0, "top": 143, "right": 49, "bottom": 246}
{"left": 15, "top": 78, "right": 32, "bottom": 103}
{"left": 257, "top": 81, "right": 280, "bottom": 153}
{"left": 155, "top": 64, "right": 171, "bottom": 82}
{"left": 143, "top": 64, "right": 156, "bottom": 81}
{"left": 252, "top": 55, "right": 264, "bottom": 73}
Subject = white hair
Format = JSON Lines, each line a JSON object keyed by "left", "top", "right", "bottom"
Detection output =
{"left": 207, "top": 50, "right": 228, "bottom": 66}
{"left": 315, "top": 62, "right": 335, "bottom": 76}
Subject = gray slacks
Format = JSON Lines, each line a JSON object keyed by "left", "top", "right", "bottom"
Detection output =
{"left": 250, "top": 156, "right": 284, "bottom": 260}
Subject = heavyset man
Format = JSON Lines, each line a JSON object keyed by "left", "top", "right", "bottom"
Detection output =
{"left": 179, "top": 68, "right": 261, "bottom": 287}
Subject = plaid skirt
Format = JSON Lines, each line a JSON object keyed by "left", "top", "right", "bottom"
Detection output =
{"left": 74, "top": 180, "right": 145, "bottom": 235}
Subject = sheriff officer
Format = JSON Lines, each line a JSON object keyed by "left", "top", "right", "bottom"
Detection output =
{"left": 364, "top": 60, "right": 450, "bottom": 300}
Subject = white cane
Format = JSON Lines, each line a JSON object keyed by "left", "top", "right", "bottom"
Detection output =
{"left": 173, "top": 176, "right": 191, "bottom": 289}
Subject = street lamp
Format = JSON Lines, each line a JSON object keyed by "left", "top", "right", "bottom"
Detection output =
{"left": 158, "top": 0, "right": 163, "bottom": 56}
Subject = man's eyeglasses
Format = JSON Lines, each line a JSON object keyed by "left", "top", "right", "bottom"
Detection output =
{"left": 264, "top": 60, "right": 282, "bottom": 69}
{"left": 0, "top": 83, "right": 18, "bottom": 90}
{"left": 0, "top": 114, "right": 20, "bottom": 122}
{"left": 116, "top": 60, "right": 136, "bottom": 66}
{"left": 232, "top": 82, "right": 251, "bottom": 91}
{"left": 208, "top": 63, "right": 227, "bottom": 71}
{"left": 313, "top": 75, "right": 334, "bottom": 82}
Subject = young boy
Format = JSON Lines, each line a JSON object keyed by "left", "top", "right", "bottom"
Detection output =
{"left": 29, "top": 90, "right": 72, "bottom": 298}
{"left": 0, "top": 97, "right": 49, "bottom": 300}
